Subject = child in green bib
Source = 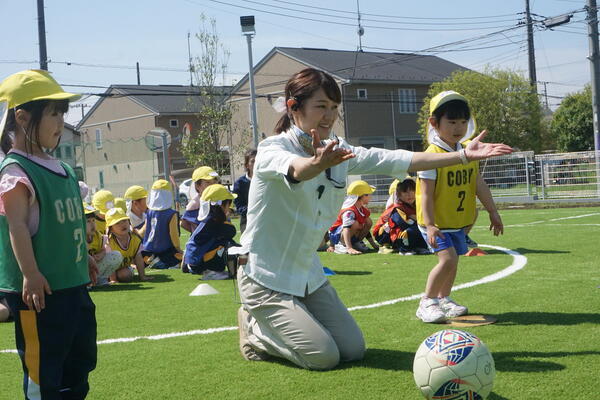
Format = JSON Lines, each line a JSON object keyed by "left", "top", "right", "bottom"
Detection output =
{"left": 0, "top": 70, "right": 98, "bottom": 398}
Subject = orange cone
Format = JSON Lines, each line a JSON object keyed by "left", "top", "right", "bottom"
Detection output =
{"left": 465, "top": 248, "right": 487, "bottom": 256}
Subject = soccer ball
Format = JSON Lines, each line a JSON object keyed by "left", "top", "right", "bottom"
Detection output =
{"left": 413, "top": 329, "right": 495, "bottom": 400}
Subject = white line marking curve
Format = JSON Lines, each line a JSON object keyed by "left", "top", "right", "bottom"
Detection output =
{"left": 0, "top": 245, "right": 526, "bottom": 354}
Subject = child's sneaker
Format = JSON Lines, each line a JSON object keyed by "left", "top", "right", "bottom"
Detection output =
{"left": 465, "top": 235, "right": 478, "bottom": 248}
{"left": 416, "top": 297, "right": 446, "bottom": 323}
{"left": 202, "top": 270, "right": 230, "bottom": 280}
{"left": 378, "top": 245, "right": 394, "bottom": 254}
{"left": 415, "top": 247, "right": 432, "bottom": 255}
{"left": 334, "top": 243, "right": 348, "bottom": 254}
{"left": 438, "top": 296, "right": 468, "bottom": 318}
{"left": 399, "top": 250, "right": 416, "bottom": 256}
{"left": 353, "top": 241, "right": 369, "bottom": 253}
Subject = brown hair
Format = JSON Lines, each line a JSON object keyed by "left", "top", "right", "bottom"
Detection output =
{"left": 274, "top": 68, "right": 341, "bottom": 134}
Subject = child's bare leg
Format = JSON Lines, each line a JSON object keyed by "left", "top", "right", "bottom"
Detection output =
{"left": 424, "top": 248, "right": 458, "bottom": 298}
{"left": 341, "top": 223, "right": 362, "bottom": 254}
{"left": 0, "top": 303, "right": 10, "bottom": 322}
{"left": 438, "top": 255, "right": 459, "bottom": 298}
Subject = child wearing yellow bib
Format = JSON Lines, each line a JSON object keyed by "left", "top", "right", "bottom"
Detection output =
{"left": 416, "top": 91, "right": 505, "bottom": 323}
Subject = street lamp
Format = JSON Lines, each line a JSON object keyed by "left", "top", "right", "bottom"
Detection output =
{"left": 241, "top": 15, "right": 259, "bottom": 148}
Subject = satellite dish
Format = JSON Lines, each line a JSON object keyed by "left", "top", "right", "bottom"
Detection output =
{"left": 144, "top": 128, "right": 171, "bottom": 153}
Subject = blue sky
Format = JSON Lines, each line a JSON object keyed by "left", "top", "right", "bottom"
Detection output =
{"left": 0, "top": 0, "right": 591, "bottom": 125}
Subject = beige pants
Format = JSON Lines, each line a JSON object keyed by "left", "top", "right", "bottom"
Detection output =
{"left": 237, "top": 267, "right": 365, "bottom": 370}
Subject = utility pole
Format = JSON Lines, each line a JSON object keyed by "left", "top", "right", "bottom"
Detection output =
{"left": 187, "top": 32, "right": 194, "bottom": 86}
{"left": 587, "top": 0, "right": 600, "bottom": 152}
{"left": 240, "top": 16, "right": 259, "bottom": 148}
{"left": 136, "top": 62, "right": 141, "bottom": 85}
{"left": 37, "top": 0, "right": 48, "bottom": 70}
{"left": 356, "top": 0, "right": 364, "bottom": 51}
{"left": 525, "top": 0, "right": 537, "bottom": 92}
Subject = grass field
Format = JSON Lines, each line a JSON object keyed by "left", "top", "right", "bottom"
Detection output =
{"left": 1, "top": 207, "right": 599, "bottom": 399}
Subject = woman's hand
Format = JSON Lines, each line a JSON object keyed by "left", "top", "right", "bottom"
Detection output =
{"left": 22, "top": 271, "right": 52, "bottom": 312}
{"left": 464, "top": 130, "right": 513, "bottom": 161}
{"left": 310, "top": 129, "right": 355, "bottom": 169}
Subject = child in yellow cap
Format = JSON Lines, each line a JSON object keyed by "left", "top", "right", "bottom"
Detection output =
{"left": 181, "top": 166, "right": 219, "bottom": 233}
{"left": 373, "top": 178, "right": 429, "bottom": 255}
{"left": 91, "top": 189, "right": 115, "bottom": 233}
{"left": 183, "top": 184, "right": 237, "bottom": 280}
{"left": 415, "top": 90, "right": 504, "bottom": 323}
{"left": 84, "top": 203, "right": 123, "bottom": 285}
{"left": 142, "top": 179, "right": 182, "bottom": 268}
{"left": 106, "top": 207, "right": 151, "bottom": 282}
{"left": 123, "top": 185, "right": 148, "bottom": 235}
{"left": 0, "top": 69, "right": 97, "bottom": 397}
{"left": 328, "top": 180, "right": 379, "bottom": 255}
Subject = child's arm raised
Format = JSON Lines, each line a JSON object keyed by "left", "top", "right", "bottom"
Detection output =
{"left": 3, "top": 183, "right": 51, "bottom": 312}
{"left": 476, "top": 175, "right": 503, "bottom": 236}
{"left": 420, "top": 178, "right": 444, "bottom": 248}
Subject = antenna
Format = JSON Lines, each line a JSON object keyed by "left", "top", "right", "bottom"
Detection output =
{"left": 356, "top": 0, "right": 364, "bottom": 51}
{"left": 187, "top": 32, "right": 194, "bottom": 86}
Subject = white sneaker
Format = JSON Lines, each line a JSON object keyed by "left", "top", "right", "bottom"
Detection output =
{"left": 416, "top": 297, "right": 446, "bottom": 323}
{"left": 202, "top": 270, "right": 230, "bottom": 280}
{"left": 399, "top": 251, "right": 416, "bottom": 256}
{"left": 378, "top": 245, "right": 394, "bottom": 254}
{"left": 334, "top": 243, "right": 348, "bottom": 254}
{"left": 439, "top": 296, "right": 468, "bottom": 318}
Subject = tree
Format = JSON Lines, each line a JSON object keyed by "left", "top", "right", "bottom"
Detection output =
{"left": 551, "top": 85, "right": 594, "bottom": 152}
{"left": 181, "top": 15, "right": 248, "bottom": 176}
{"left": 417, "top": 68, "right": 543, "bottom": 152}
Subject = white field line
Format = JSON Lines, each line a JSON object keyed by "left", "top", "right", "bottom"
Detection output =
{"left": 0, "top": 245, "right": 525, "bottom": 354}
{"left": 473, "top": 212, "right": 600, "bottom": 229}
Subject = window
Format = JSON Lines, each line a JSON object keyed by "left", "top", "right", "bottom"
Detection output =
{"left": 98, "top": 171, "right": 104, "bottom": 188}
{"left": 64, "top": 146, "right": 72, "bottom": 159}
{"left": 55, "top": 147, "right": 62, "bottom": 158}
{"left": 169, "top": 119, "right": 179, "bottom": 128}
{"left": 357, "top": 88, "right": 368, "bottom": 100}
{"left": 398, "top": 88, "right": 417, "bottom": 114}
{"left": 95, "top": 129, "right": 103, "bottom": 149}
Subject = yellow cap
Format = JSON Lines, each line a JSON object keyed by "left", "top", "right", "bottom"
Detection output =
{"left": 151, "top": 179, "right": 171, "bottom": 191}
{"left": 192, "top": 166, "right": 219, "bottom": 182}
{"left": 429, "top": 90, "right": 468, "bottom": 116}
{"left": 123, "top": 185, "right": 148, "bottom": 201}
{"left": 105, "top": 207, "right": 130, "bottom": 228}
{"left": 0, "top": 70, "right": 81, "bottom": 109}
{"left": 347, "top": 180, "right": 376, "bottom": 196}
{"left": 83, "top": 202, "right": 96, "bottom": 215}
{"left": 200, "top": 184, "right": 237, "bottom": 202}
{"left": 114, "top": 197, "right": 127, "bottom": 213}
{"left": 91, "top": 190, "right": 115, "bottom": 214}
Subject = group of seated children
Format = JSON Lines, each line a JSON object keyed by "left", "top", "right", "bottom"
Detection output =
{"left": 326, "top": 177, "right": 449, "bottom": 256}
{"left": 83, "top": 178, "right": 186, "bottom": 286}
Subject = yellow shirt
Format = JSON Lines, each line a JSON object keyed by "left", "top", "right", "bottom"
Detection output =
{"left": 416, "top": 143, "right": 478, "bottom": 229}
{"left": 87, "top": 230, "right": 104, "bottom": 255}
{"left": 108, "top": 232, "right": 142, "bottom": 270}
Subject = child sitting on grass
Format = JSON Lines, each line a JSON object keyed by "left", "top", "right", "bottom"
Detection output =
{"left": 84, "top": 203, "right": 122, "bottom": 286}
{"left": 142, "top": 179, "right": 182, "bottom": 269}
{"left": 328, "top": 180, "right": 379, "bottom": 255}
{"left": 181, "top": 166, "right": 219, "bottom": 233}
{"left": 106, "top": 207, "right": 152, "bottom": 282}
{"left": 124, "top": 185, "right": 148, "bottom": 236}
{"left": 183, "top": 184, "right": 237, "bottom": 280}
{"left": 373, "top": 177, "right": 429, "bottom": 255}
{"left": 91, "top": 189, "right": 114, "bottom": 234}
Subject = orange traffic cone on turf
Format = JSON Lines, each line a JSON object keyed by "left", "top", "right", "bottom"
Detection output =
{"left": 465, "top": 248, "right": 487, "bottom": 256}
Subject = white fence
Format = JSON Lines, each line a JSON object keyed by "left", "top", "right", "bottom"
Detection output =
{"left": 360, "top": 150, "right": 600, "bottom": 204}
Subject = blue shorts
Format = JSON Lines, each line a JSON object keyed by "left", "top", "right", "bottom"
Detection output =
{"left": 329, "top": 225, "right": 361, "bottom": 246}
{"left": 420, "top": 229, "right": 468, "bottom": 255}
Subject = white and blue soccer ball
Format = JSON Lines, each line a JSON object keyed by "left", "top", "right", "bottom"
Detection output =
{"left": 413, "top": 329, "right": 495, "bottom": 400}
